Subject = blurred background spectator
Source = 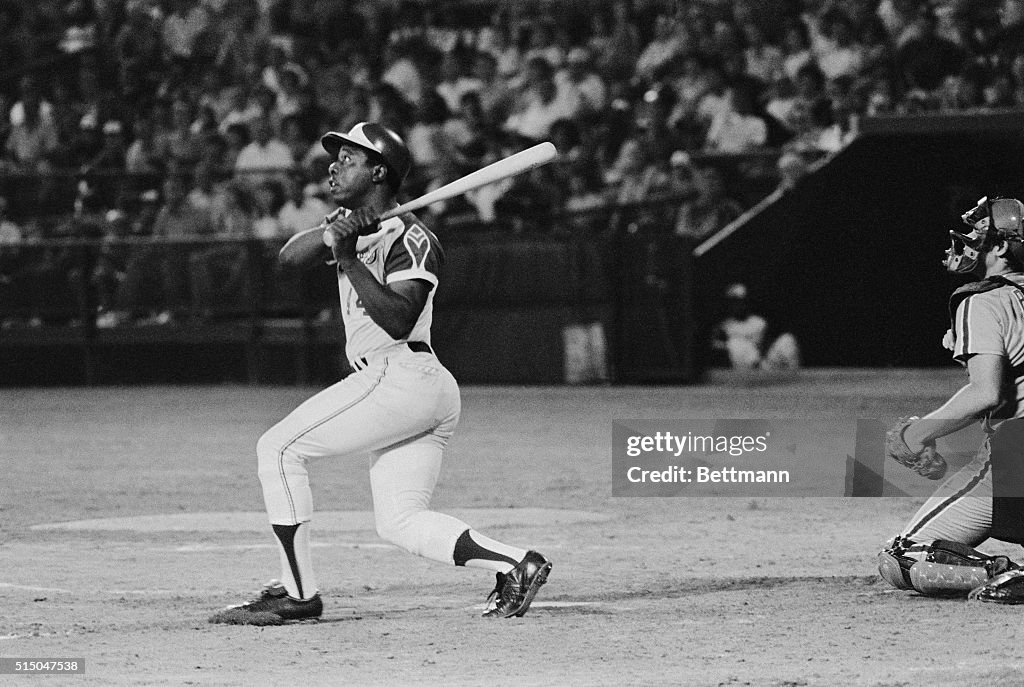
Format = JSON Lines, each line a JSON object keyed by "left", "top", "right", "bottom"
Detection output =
{"left": 0, "top": 0, "right": 1022, "bottom": 330}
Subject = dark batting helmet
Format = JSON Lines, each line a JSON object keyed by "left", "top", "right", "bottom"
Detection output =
{"left": 321, "top": 122, "right": 412, "bottom": 192}
{"left": 945, "top": 196, "right": 1024, "bottom": 273}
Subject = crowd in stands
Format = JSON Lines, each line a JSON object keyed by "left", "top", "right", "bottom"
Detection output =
{"left": 2, "top": 0, "right": 1024, "bottom": 328}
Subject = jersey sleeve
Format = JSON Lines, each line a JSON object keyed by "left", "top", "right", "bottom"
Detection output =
{"left": 383, "top": 222, "right": 443, "bottom": 287}
{"left": 952, "top": 294, "right": 1005, "bottom": 363}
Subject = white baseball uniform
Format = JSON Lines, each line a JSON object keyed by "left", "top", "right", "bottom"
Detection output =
{"left": 256, "top": 212, "right": 524, "bottom": 599}
{"left": 899, "top": 273, "right": 1024, "bottom": 546}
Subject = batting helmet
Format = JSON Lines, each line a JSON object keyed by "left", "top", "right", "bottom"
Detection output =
{"left": 321, "top": 122, "right": 412, "bottom": 191}
{"left": 944, "top": 196, "right": 1024, "bottom": 273}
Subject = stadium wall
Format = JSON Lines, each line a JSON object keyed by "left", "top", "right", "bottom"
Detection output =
{"left": 694, "top": 114, "right": 1024, "bottom": 367}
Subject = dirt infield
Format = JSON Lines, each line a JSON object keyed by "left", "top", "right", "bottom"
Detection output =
{"left": 2, "top": 370, "right": 1023, "bottom": 686}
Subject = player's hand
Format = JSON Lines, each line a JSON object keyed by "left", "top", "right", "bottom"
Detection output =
{"left": 326, "top": 207, "right": 379, "bottom": 264}
{"left": 885, "top": 416, "right": 948, "bottom": 480}
{"left": 942, "top": 328, "right": 955, "bottom": 351}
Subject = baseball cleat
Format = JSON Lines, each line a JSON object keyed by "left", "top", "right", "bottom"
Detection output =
{"left": 968, "top": 569, "right": 1024, "bottom": 605}
{"left": 208, "top": 580, "right": 323, "bottom": 625}
{"left": 482, "top": 550, "right": 552, "bottom": 619}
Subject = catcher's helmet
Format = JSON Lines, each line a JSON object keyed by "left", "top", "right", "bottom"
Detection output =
{"left": 944, "top": 196, "right": 1024, "bottom": 273}
{"left": 321, "top": 122, "right": 412, "bottom": 191}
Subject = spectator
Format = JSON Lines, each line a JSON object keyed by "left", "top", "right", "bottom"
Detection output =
{"left": 990, "top": 0, "right": 1024, "bottom": 69}
{"left": 436, "top": 49, "right": 483, "bottom": 115}
{"left": 895, "top": 9, "right": 969, "bottom": 93}
{"left": 742, "top": 20, "right": 785, "bottom": 86}
{"left": 444, "top": 90, "right": 498, "bottom": 171}
{"left": 817, "top": 78, "right": 861, "bottom": 151}
{"left": 503, "top": 55, "right": 581, "bottom": 142}
{"left": 234, "top": 115, "right": 294, "bottom": 187}
{"left": 9, "top": 76, "right": 54, "bottom": 127}
{"left": 522, "top": 17, "right": 565, "bottom": 70}
{"left": 3, "top": 86, "right": 59, "bottom": 173}
{"left": 115, "top": 175, "right": 213, "bottom": 325}
{"left": 776, "top": 151, "right": 811, "bottom": 191}
{"left": 812, "top": 9, "right": 867, "bottom": 81}
{"left": 160, "top": 96, "right": 204, "bottom": 170}
{"left": 635, "top": 14, "right": 686, "bottom": 83}
{"left": 380, "top": 41, "right": 427, "bottom": 109}
{"left": 406, "top": 91, "right": 453, "bottom": 184}
{"left": 563, "top": 161, "right": 608, "bottom": 234}
{"left": 187, "top": 161, "right": 231, "bottom": 225}
{"left": 692, "top": 58, "right": 733, "bottom": 133}
{"left": 218, "top": 84, "right": 261, "bottom": 135}
{"left": 125, "top": 110, "right": 167, "bottom": 177}
{"left": 703, "top": 84, "right": 768, "bottom": 153}
{"left": 469, "top": 49, "right": 514, "bottom": 124}
{"left": 279, "top": 114, "right": 311, "bottom": 167}
{"left": 162, "top": 0, "right": 210, "bottom": 65}
{"left": 711, "top": 282, "right": 800, "bottom": 371}
{"left": 555, "top": 47, "right": 608, "bottom": 121}
{"left": 484, "top": 12, "right": 523, "bottom": 79}
{"left": 781, "top": 19, "right": 814, "bottom": 82}
{"left": 250, "top": 179, "right": 286, "bottom": 246}
{"left": 596, "top": 0, "right": 641, "bottom": 84}
{"left": 93, "top": 209, "right": 133, "bottom": 328}
{"left": 935, "top": 70, "right": 985, "bottom": 111}
{"left": 83, "top": 120, "right": 129, "bottom": 208}
{"left": 114, "top": 0, "right": 164, "bottom": 100}
{"left": 213, "top": 125, "right": 243, "bottom": 177}
{"left": 189, "top": 180, "right": 255, "bottom": 321}
{"left": 673, "top": 165, "right": 743, "bottom": 242}
{"left": 277, "top": 170, "right": 329, "bottom": 236}
{"left": 275, "top": 63, "right": 312, "bottom": 121}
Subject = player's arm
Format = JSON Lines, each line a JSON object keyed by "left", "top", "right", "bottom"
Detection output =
{"left": 342, "top": 264, "right": 430, "bottom": 339}
{"left": 905, "top": 294, "right": 1010, "bottom": 448}
{"left": 330, "top": 208, "right": 431, "bottom": 340}
{"left": 278, "top": 208, "right": 344, "bottom": 269}
{"left": 903, "top": 353, "right": 1006, "bottom": 449}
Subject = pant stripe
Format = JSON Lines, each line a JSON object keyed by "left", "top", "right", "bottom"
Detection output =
{"left": 276, "top": 360, "right": 390, "bottom": 522}
{"left": 905, "top": 457, "right": 990, "bottom": 540}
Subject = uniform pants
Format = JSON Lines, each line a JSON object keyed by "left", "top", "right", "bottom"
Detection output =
{"left": 899, "top": 444, "right": 992, "bottom": 546}
{"left": 257, "top": 345, "right": 470, "bottom": 564}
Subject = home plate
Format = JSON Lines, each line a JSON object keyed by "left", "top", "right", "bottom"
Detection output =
{"left": 32, "top": 508, "right": 613, "bottom": 533}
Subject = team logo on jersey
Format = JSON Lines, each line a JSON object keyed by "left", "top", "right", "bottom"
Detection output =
{"left": 404, "top": 225, "right": 431, "bottom": 269}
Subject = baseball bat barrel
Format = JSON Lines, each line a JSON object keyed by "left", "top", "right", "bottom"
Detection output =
{"left": 320, "top": 141, "right": 558, "bottom": 248}
{"left": 378, "top": 141, "right": 557, "bottom": 221}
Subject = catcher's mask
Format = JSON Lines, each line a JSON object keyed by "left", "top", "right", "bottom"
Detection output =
{"left": 944, "top": 196, "right": 1024, "bottom": 273}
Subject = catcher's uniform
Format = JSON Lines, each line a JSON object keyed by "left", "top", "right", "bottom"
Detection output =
{"left": 898, "top": 273, "right": 1024, "bottom": 547}
{"left": 257, "top": 213, "right": 474, "bottom": 571}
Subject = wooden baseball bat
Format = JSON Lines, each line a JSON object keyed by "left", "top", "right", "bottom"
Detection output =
{"left": 322, "top": 141, "right": 558, "bottom": 247}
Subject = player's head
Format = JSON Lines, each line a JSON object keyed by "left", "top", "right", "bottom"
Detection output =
{"left": 321, "top": 122, "right": 412, "bottom": 194}
{"left": 944, "top": 196, "right": 1024, "bottom": 273}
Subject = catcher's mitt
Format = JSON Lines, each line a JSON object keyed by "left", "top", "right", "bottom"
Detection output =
{"left": 885, "top": 416, "right": 948, "bottom": 480}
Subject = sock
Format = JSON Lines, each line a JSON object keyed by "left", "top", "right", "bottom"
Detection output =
{"left": 452, "top": 529, "right": 527, "bottom": 573}
{"left": 271, "top": 522, "right": 318, "bottom": 600}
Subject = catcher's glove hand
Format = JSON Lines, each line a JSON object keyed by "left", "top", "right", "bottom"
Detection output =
{"left": 885, "top": 416, "right": 947, "bottom": 480}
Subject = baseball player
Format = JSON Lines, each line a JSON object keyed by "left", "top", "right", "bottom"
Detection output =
{"left": 878, "top": 196, "right": 1024, "bottom": 603}
{"left": 209, "top": 123, "right": 551, "bottom": 625}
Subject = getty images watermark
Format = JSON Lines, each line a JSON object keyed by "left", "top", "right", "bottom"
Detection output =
{"left": 611, "top": 419, "right": 985, "bottom": 497}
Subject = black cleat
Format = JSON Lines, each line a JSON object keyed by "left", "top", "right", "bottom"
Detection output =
{"left": 482, "top": 550, "right": 552, "bottom": 618}
{"left": 209, "top": 580, "right": 323, "bottom": 625}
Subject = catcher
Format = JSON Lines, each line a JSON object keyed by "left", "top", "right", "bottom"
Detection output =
{"left": 878, "top": 196, "right": 1024, "bottom": 603}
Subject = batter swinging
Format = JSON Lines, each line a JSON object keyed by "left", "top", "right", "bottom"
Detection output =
{"left": 209, "top": 122, "right": 551, "bottom": 625}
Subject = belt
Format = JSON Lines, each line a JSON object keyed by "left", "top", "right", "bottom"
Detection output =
{"left": 351, "top": 341, "right": 432, "bottom": 371}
